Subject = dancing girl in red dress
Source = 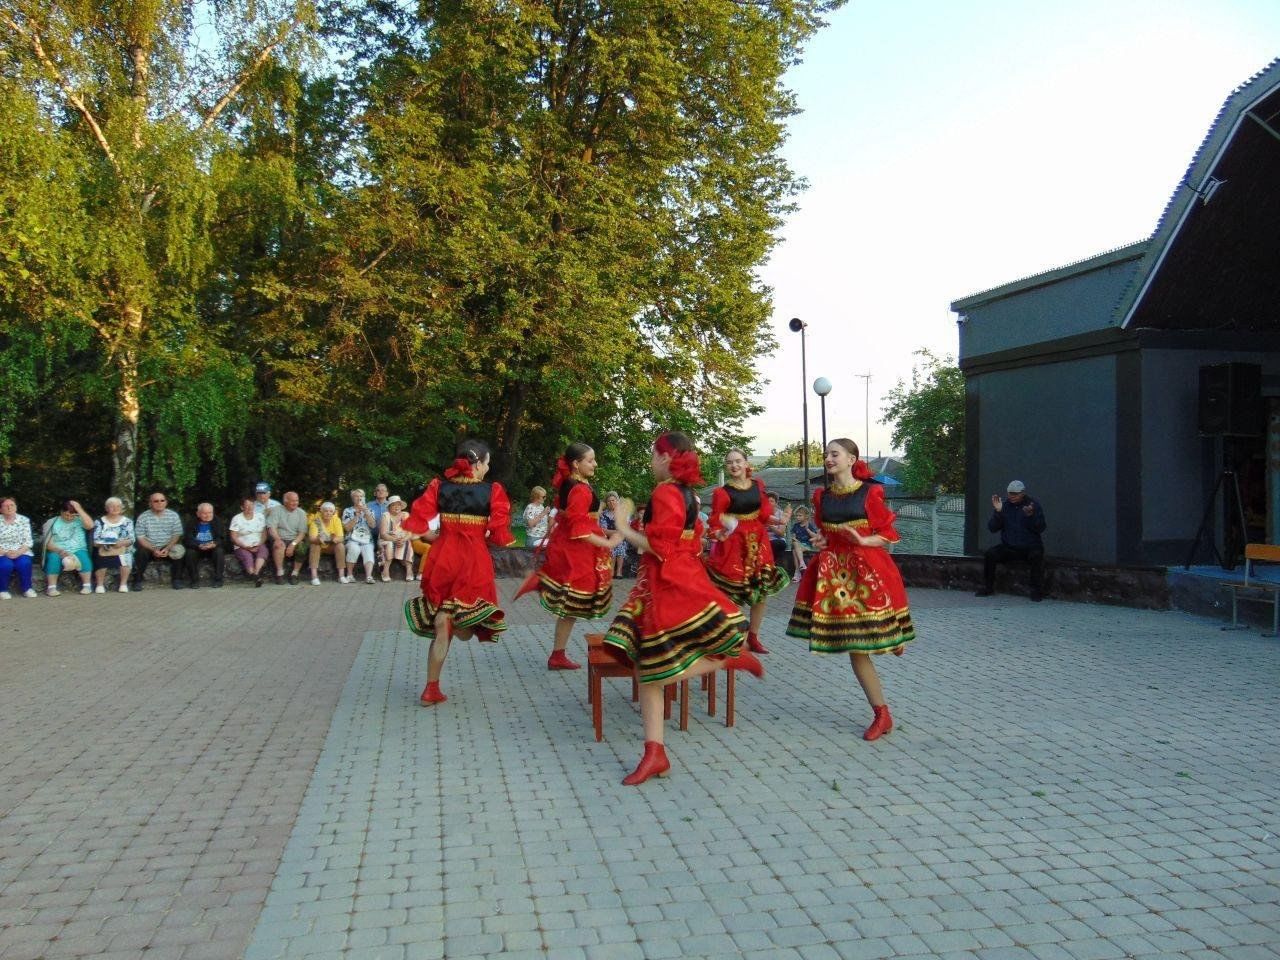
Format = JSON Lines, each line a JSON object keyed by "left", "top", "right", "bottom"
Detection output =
{"left": 605, "top": 431, "right": 765, "bottom": 785}
{"left": 786, "top": 438, "right": 914, "bottom": 741}
{"left": 705, "top": 448, "right": 792, "bottom": 655}
{"left": 401, "top": 439, "right": 515, "bottom": 705}
{"left": 517, "top": 442, "right": 621, "bottom": 670}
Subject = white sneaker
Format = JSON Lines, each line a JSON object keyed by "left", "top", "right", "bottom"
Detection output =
{"left": 0, "top": 591, "right": 10, "bottom": 600}
{"left": 118, "top": 583, "right": 129, "bottom": 593}
{"left": 365, "top": 576, "right": 375, "bottom": 584}
{"left": 47, "top": 587, "right": 60, "bottom": 597}
{"left": 341, "top": 575, "right": 353, "bottom": 584}
{"left": 23, "top": 588, "right": 39, "bottom": 598}
{"left": 94, "top": 585, "right": 106, "bottom": 594}
{"left": 80, "top": 584, "right": 92, "bottom": 595}
{"left": 311, "top": 577, "right": 321, "bottom": 586}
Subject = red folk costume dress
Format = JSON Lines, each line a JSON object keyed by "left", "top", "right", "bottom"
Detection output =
{"left": 705, "top": 477, "right": 790, "bottom": 605}
{"left": 401, "top": 468, "right": 516, "bottom": 641}
{"left": 786, "top": 477, "right": 915, "bottom": 654}
{"left": 518, "top": 477, "right": 612, "bottom": 619}
{"left": 605, "top": 481, "right": 747, "bottom": 683}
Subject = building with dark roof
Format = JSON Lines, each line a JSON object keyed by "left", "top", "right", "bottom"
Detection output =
{"left": 951, "top": 59, "right": 1280, "bottom": 566}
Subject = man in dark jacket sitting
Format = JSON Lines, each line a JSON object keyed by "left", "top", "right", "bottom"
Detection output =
{"left": 184, "top": 502, "right": 227, "bottom": 588}
{"left": 976, "top": 480, "right": 1046, "bottom": 601}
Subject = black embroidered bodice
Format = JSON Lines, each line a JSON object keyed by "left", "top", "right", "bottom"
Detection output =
{"left": 819, "top": 484, "right": 870, "bottom": 525}
{"left": 439, "top": 479, "right": 494, "bottom": 516}
{"left": 720, "top": 482, "right": 762, "bottom": 515}
{"left": 558, "top": 478, "right": 600, "bottom": 513}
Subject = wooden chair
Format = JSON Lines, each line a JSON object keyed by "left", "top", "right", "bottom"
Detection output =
{"left": 586, "top": 633, "right": 699, "bottom": 740}
{"left": 1227, "top": 543, "right": 1280, "bottom": 636}
{"left": 700, "top": 667, "right": 738, "bottom": 727}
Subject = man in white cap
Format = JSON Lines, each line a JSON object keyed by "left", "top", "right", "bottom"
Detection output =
{"left": 976, "top": 480, "right": 1046, "bottom": 601}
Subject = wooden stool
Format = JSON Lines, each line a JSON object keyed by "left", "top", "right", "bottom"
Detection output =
{"left": 586, "top": 633, "right": 637, "bottom": 741}
{"left": 699, "top": 666, "right": 737, "bottom": 727}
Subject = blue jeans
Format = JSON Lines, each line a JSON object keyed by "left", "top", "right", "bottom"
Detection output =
{"left": 0, "top": 554, "right": 34, "bottom": 593}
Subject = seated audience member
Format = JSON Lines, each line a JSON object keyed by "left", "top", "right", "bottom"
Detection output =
{"left": 790, "top": 506, "right": 818, "bottom": 575}
{"left": 93, "top": 497, "right": 135, "bottom": 593}
{"left": 368, "top": 483, "right": 391, "bottom": 539}
{"left": 523, "top": 486, "right": 553, "bottom": 549}
{"left": 977, "top": 480, "right": 1048, "bottom": 602}
{"left": 229, "top": 495, "right": 269, "bottom": 587}
{"left": 184, "top": 503, "right": 226, "bottom": 588}
{"left": 131, "top": 490, "right": 186, "bottom": 590}
{"left": 765, "top": 493, "right": 792, "bottom": 566}
{"left": 0, "top": 496, "right": 37, "bottom": 599}
{"left": 41, "top": 499, "right": 95, "bottom": 596}
{"left": 379, "top": 495, "right": 415, "bottom": 581}
{"left": 268, "top": 491, "right": 310, "bottom": 585}
{"left": 252, "top": 481, "right": 282, "bottom": 548}
{"left": 342, "top": 489, "right": 378, "bottom": 584}
{"left": 308, "top": 501, "right": 346, "bottom": 586}
{"left": 252, "top": 481, "right": 281, "bottom": 517}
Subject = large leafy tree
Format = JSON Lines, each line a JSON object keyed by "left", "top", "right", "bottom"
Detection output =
{"left": 1, "top": 0, "right": 315, "bottom": 508}
{"left": 317, "top": 0, "right": 839, "bottom": 491}
{"left": 881, "top": 349, "right": 965, "bottom": 494}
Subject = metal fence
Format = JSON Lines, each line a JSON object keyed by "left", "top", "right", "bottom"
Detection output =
{"left": 891, "top": 495, "right": 965, "bottom": 556}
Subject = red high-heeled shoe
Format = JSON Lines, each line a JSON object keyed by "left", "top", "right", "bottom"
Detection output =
{"left": 863, "top": 704, "right": 892, "bottom": 741}
{"left": 622, "top": 741, "right": 671, "bottom": 785}
{"left": 723, "top": 647, "right": 765, "bottom": 679}
{"left": 746, "top": 631, "right": 770, "bottom": 655}
{"left": 420, "top": 681, "right": 447, "bottom": 705}
{"left": 547, "top": 649, "right": 582, "bottom": 671}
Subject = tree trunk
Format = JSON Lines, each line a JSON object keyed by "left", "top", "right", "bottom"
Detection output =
{"left": 110, "top": 303, "right": 144, "bottom": 512}
{"left": 494, "top": 381, "right": 529, "bottom": 487}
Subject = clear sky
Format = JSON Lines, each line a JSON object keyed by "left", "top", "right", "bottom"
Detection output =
{"left": 745, "top": 0, "right": 1280, "bottom": 460}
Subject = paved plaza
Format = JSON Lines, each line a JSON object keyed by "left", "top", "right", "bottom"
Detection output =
{"left": 1, "top": 578, "right": 1278, "bottom": 960}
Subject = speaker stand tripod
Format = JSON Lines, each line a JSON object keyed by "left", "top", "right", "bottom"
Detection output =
{"left": 1183, "top": 469, "right": 1248, "bottom": 570}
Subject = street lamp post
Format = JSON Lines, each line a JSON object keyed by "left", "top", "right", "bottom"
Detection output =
{"left": 789, "top": 317, "right": 810, "bottom": 504}
{"left": 813, "top": 377, "right": 832, "bottom": 488}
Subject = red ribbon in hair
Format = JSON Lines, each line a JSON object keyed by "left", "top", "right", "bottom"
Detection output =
{"left": 550, "top": 456, "right": 572, "bottom": 488}
{"left": 444, "top": 456, "right": 473, "bottom": 479}
{"left": 655, "top": 434, "right": 704, "bottom": 487}
{"left": 853, "top": 460, "right": 874, "bottom": 481}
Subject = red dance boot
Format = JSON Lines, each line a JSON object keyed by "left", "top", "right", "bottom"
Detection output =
{"left": 622, "top": 741, "right": 671, "bottom": 785}
{"left": 547, "top": 649, "right": 582, "bottom": 671}
{"left": 420, "top": 681, "right": 447, "bottom": 706}
{"left": 723, "top": 647, "right": 765, "bottom": 679}
{"left": 863, "top": 704, "right": 893, "bottom": 741}
{"left": 746, "top": 631, "right": 770, "bottom": 655}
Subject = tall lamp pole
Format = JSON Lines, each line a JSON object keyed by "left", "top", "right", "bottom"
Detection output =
{"left": 855, "top": 372, "right": 871, "bottom": 459}
{"left": 813, "top": 377, "right": 832, "bottom": 489}
{"left": 789, "top": 318, "right": 810, "bottom": 505}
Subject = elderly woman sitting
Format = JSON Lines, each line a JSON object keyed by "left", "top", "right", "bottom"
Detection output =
{"left": 0, "top": 496, "right": 38, "bottom": 599}
{"left": 308, "top": 501, "right": 347, "bottom": 585}
{"left": 379, "top": 495, "right": 416, "bottom": 582}
{"left": 93, "top": 497, "right": 135, "bottom": 593}
{"left": 41, "top": 499, "right": 95, "bottom": 596}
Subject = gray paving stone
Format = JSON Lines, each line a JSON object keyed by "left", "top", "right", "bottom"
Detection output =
{"left": 5, "top": 589, "right": 1279, "bottom": 960}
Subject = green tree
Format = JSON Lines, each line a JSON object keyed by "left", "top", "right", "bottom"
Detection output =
{"left": 1, "top": 0, "right": 315, "bottom": 507}
{"left": 881, "top": 349, "right": 965, "bottom": 494}
{"left": 764, "top": 441, "right": 823, "bottom": 469}
{"left": 317, "top": 0, "right": 840, "bottom": 489}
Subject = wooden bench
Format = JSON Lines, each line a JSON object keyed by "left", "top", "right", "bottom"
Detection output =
{"left": 1227, "top": 543, "right": 1280, "bottom": 635}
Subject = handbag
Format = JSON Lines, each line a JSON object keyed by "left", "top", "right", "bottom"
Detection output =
{"left": 61, "top": 553, "right": 81, "bottom": 572}
{"left": 168, "top": 542, "right": 186, "bottom": 560}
